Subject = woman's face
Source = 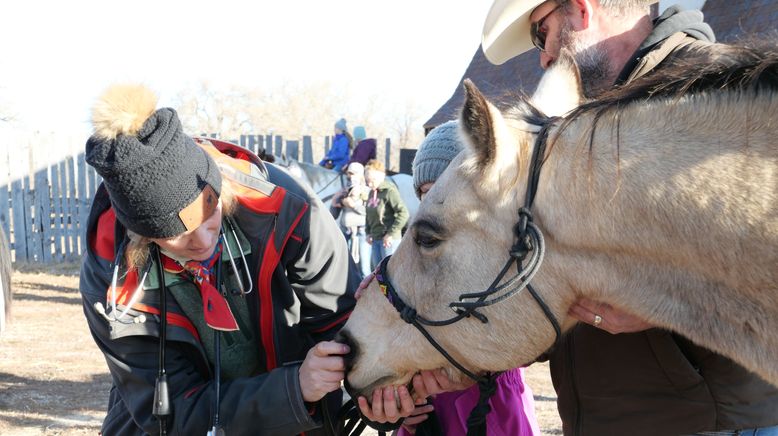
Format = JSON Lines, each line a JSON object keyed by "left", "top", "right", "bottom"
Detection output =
{"left": 418, "top": 182, "right": 434, "bottom": 200}
{"left": 348, "top": 174, "right": 362, "bottom": 185}
{"left": 152, "top": 200, "right": 223, "bottom": 261}
{"left": 365, "top": 169, "right": 385, "bottom": 189}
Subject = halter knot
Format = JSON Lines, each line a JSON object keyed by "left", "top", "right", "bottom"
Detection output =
{"left": 400, "top": 306, "right": 417, "bottom": 324}
{"left": 510, "top": 233, "right": 534, "bottom": 261}
{"left": 516, "top": 207, "right": 533, "bottom": 235}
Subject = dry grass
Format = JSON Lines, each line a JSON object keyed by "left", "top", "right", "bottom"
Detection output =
{"left": 0, "top": 267, "right": 562, "bottom": 435}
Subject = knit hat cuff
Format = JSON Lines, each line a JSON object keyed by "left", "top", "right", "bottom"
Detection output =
{"left": 413, "top": 158, "right": 451, "bottom": 198}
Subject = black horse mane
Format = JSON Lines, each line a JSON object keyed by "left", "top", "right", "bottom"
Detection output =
{"left": 569, "top": 38, "right": 778, "bottom": 121}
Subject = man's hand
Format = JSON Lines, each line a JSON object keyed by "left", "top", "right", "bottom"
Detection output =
{"left": 382, "top": 235, "right": 393, "bottom": 248}
{"left": 355, "top": 271, "right": 375, "bottom": 300}
{"left": 357, "top": 386, "right": 415, "bottom": 424}
{"left": 299, "top": 341, "right": 350, "bottom": 402}
{"left": 569, "top": 298, "right": 653, "bottom": 334}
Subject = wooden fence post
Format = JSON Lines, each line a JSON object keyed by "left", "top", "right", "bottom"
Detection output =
{"left": 286, "top": 140, "right": 299, "bottom": 161}
{"left": 50, "top": 163, "right": 64, "bottom": 262}
{"left": 10, "top": 178, "right": 26, "bottom": 261}
{"left": 247, "top": 135, "right": 257, "bottom": 154}
{"left": 385, "top": 138, "right": 392, "bottom": 170}
{"left": 22, "top": 176, "right": 35, "bottom": 262}
{"left": 265, "top": 134, "right": 273, "bottom": 155}
{"left": 0, "top": 184, "right": 8, "bottom": 247}
{"left": 302, "top": 136, "right": 313, "bottom": 164}
{"left": 274, "top": 136, "right": 283, "bottom": 157}
{"left": 35, "top": 168, "right": 52, "bottom": 262}
{"left": 77, "top": 154, "right": 89, "bottom": 255}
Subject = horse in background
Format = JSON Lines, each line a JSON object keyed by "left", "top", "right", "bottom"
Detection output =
{"left": 276, "top": 156, "right": 419, "bottom": 218}
{"left": 341, "top": 44, "right": 778, "bottom": 399}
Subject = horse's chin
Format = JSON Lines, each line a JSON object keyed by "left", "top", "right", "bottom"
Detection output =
{"left": 344, "top": 371, "right": 416, "bottom": 403}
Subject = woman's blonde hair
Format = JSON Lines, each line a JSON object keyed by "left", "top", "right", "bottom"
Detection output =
{"left": 125, "top": 177, "right": 238, "bottom": 269}
{"left": 364, "top": 159, "right": 385, "bottom": 173}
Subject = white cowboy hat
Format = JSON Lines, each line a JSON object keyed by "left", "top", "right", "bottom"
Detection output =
{"left": 482, "top": 0, "right": 548, "bottom": 65}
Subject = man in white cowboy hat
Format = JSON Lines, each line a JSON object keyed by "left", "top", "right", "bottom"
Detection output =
{"left": 482, "top": 0, "right": 717, "bottom": 97}
{"left": 481, "top": 1, "right": 778, "bottom": 435}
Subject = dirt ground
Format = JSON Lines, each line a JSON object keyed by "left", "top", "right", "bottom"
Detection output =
{"left": 0, "top": 266, "right": 562, "bottom": 435}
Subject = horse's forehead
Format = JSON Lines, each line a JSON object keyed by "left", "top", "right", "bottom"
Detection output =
{"left": 421, "top": 166, "right": 480, "bottom": 214}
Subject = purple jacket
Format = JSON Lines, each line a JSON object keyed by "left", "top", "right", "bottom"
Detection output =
{"left": 398, "top": 368, "right": 539, "bottom": 436}
{"left": 347, "top": 138, "right": 377, "bottom": 167}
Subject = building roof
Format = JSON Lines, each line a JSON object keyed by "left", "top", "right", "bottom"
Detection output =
{"left": 424, "top": 0, "right": 778, "bottom": 132}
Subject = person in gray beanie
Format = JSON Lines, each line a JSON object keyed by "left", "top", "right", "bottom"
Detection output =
{"left": 78, "top": 84, "right": 401, "bottom": 435}
{"left": 412, "top": 120, "right": 464, "bottom": 199}
{"left": 398, "top": 119, "right": 540, "bottom": 436}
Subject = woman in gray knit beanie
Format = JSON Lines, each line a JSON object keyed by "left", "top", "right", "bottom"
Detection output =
{"left": 411, "top": 120, "right": 464, "bottom": 199}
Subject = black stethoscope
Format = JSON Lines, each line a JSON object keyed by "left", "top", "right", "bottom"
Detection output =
{"left": 94, "top": 218, "right": 254, "bottom": 435}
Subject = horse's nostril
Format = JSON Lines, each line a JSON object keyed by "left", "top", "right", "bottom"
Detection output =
{"left": 334, "top": 331, "right": 358, "bottom": 370}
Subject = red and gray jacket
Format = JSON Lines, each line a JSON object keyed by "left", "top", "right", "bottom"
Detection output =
{"left": 80, "top": 139, "right": 360, "bottom": 435}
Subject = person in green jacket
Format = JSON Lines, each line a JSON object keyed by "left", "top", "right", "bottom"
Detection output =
{"left": 364, "top": 159, "right": 409, "bottom": 269}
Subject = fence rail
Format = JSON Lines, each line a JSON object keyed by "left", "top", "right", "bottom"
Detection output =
{"left": 0, "top": 133, "right": 395, "bottom": 264}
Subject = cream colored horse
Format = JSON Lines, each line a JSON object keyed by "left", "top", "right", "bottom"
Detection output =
{"left": 341, "top": 46, "right": 778, "bottom": 398}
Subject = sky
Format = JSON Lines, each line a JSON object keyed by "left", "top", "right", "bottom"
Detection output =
{"left": 0, "top": 0, "right": 707, "bottom": 140}
{"left": 0, "top": 0, "right": 490, "bottom": 138}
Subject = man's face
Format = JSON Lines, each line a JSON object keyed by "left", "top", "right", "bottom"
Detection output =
{"left": 530, "top": 0, "right": 613, "bottom": 97}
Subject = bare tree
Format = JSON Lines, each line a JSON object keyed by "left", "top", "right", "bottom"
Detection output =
{"left": 172, "top": 80, "right": 428, "bottom": 168}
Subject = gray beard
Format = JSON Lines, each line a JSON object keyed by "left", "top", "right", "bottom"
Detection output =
{"left": 560, "top": 22, "right": 613, "bottom": 98}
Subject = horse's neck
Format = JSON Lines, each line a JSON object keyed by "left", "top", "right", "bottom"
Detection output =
{"left": 531, "top": 92, "right": 778, "bottom": 384}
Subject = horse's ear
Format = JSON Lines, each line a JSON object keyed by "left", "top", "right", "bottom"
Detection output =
{"left": 531, "top": 50, "right": 585, "bottom": 117}
{"left": 461, "top": 79, "right": 498, "bottom": 168}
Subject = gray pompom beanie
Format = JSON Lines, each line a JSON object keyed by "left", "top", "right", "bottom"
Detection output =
{"left": 412, "top": 120, "right": 464, "bottom": 198}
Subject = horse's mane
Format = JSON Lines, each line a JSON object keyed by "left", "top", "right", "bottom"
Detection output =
{"left": 569, "top": 38, "right": 778, "bottom": 121}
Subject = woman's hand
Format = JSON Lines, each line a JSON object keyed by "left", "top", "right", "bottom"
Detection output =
{"left": 356, "top": 385, "right": 416, "bottom": 424}
{"left": 399, "top": 403, "right": 435, "bottom": 435}
{"left": 299, "top": 341, "right": 350, "bottom": 402}
{"left": 410, "top": 369, "right": 474, "bottom": 404}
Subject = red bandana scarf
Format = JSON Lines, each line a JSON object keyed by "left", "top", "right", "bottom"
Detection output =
{"left": 162, "top": 240, "right": 239, "bottom": 332}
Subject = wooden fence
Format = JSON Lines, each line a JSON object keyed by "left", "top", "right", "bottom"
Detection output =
{"left": 0, "top": 134, "right": 394, "bottom": 264}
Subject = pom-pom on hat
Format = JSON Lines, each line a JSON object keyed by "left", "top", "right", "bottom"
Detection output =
{"left": 412, "top": 120, "right": 464, "bottom": 198}
{"left": 85, "top": 84, "right": 222, "bottom": 239}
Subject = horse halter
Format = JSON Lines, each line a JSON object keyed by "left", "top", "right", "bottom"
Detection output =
{"left": 374, "top": 118, "right": 562, "bottom": 434}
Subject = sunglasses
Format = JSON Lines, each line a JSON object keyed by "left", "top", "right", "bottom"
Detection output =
{"left": 530, "top": 3, "right": 563, "bottom": 52}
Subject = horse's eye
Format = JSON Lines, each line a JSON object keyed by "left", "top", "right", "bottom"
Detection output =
{"left": 414, "top": 234, "right": 440, "bottom": 249}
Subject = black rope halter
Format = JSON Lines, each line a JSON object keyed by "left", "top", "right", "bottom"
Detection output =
{"left": 374, "top": 117, "right": 562, "bottom": 436}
